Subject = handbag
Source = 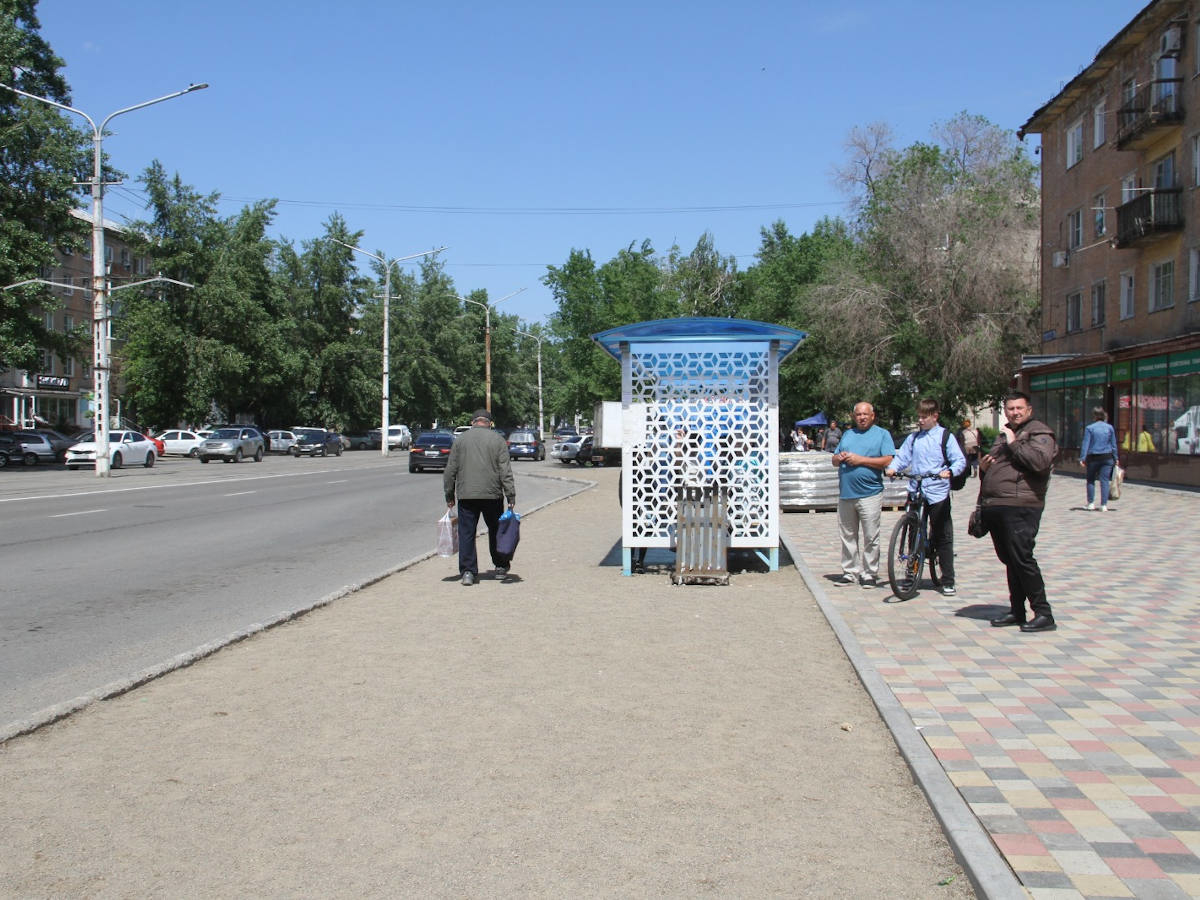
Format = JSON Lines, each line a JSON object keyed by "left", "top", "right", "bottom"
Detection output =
{"left": 1110, "top": 464, "right": 1124, "bottom": 500}
{"left": 496, "top": 508, "right": 521, "bottom": 557}
{"left": 436, "top": 509, "right": 458, "bottom": 557}
{"left": 966, "top": 476, "right": 988, "bottom": 539}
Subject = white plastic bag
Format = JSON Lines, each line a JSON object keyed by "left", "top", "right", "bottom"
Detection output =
{"left": 1110, "top": 464, "right": 1124, "bottom": 500}
{"left": 436, "top": 510, "right": 458, "bottom": 557}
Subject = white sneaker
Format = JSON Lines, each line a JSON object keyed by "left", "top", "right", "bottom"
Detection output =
{"left": 1100, "top": 505, "right": 1107, "bottom": 512}
{"left": 1086, "top": 503, "right": 1095, "bottom": 510}
{"left": 836, "top": 573, "right": 856, "bottom": 586}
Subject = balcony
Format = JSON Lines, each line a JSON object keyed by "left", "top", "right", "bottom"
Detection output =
{"left": 1115, "top": 188, "right": 1183, "bottom": 247}
{"left": 1117, "top": 79, "right": 1184, "bottom": 149}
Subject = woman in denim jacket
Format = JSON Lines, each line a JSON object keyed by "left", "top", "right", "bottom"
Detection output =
{"left": 1079, "top": 407, "right": 1118, "bottom": 511}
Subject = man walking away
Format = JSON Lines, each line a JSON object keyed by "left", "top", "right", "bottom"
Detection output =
{"left": 887, "top": 399, "right": 967, "bottom": 596}
{"left": 831, "top": 402, "right": 895, "bottom": 588}
{"left": 980, "top": 392, "right": 1058, "bottom": 632}
{"left": 444, "top": 409, "right": 517, "bottom": 586}
{"left": 823, "top": 420, "right": 843, "bottom": 452}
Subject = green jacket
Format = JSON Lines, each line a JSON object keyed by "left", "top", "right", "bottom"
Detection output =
{"left": 443, "top": 425, "right": 516, "bottom": 505}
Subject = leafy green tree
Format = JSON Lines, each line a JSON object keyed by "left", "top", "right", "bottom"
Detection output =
{"left": 0, "top": 0, "right": 91, "bottom": 372}
{"left": 664, "top": 232, "right": 739, "bottom": 318}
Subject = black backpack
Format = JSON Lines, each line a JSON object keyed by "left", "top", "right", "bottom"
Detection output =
{"left": 941, "top": 429, "right": 968, "bottom": 491}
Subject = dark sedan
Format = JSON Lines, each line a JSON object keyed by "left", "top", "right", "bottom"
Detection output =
{"left": 409, "top": 431, "right": 454, "bottom": 473}
{"left": 290, "top": 428, "right": 343, "bottom": 457}
{"left": 507, "top": 429, "right": 544, "bottom": 461}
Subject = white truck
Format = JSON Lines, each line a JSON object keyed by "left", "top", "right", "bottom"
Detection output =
{"left": 590, "top": 400, "right": 622, "bottom": 467}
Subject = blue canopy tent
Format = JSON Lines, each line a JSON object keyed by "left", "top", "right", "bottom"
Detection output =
{"left": 795, "top": 412, "right": 827, "bottom": 427}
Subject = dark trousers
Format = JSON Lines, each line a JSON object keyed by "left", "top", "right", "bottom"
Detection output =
{"left": 926, "top": 497, "right": 955, "bottom": 586}
{"left": 982, "top": 505, "right": 1052, "bottom": 621}
{"left": 1085, "top": 454, "right": 1114, "bottom": 505}
{"left": 457, "top": 498, "right": 509, "bottom": 575}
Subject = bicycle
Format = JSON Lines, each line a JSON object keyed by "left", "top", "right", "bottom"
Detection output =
{"left": 886, "top": 471, "right": 944, "bottom": 600}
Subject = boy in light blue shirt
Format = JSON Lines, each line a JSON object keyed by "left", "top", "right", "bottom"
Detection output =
{"left": 886, "top": 398, "right": 967, "bottom": 595}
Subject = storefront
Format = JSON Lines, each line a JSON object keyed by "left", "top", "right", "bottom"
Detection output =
{"left": 1023, "top": 338, "right": 1200, "bottom": 487}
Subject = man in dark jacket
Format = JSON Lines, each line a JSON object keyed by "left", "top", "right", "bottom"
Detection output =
{"left": 444, "top": 409, "right": 516, "bottom": 586}
{"left": 979, "top": 392, "right": 1058, "bottom": 632}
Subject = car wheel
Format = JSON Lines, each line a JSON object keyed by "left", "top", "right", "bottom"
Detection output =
{"left": 254, "top": 447, "right": 264, "bottom": 462}
{"left": 290, "top": 447, "right": 299, "bottom": 457}
{"left": 234, "top": 448, "right": 243, "bottom": 463}
{"left": 200, "top": 456, "right": 209, "bottom": 463}
{"left": 189, "top": 447, "right": 199, "bottom": 458}
{"left": 0, "top": 454, "right": 6, "bottom": 468}
{"left": 112, "top": 452, "right": 123, "bottom": 470}
{"left": 335, "top": 445, "right": 342, "bottom": 456}
{"left": 409, "top": 465, "right": 418, "bottom": 473}
{"left": 144, "top": 451, "right": 155, "bottom": 468}
{"left": 24, "top": 452, "right": 38, "bottom": 466}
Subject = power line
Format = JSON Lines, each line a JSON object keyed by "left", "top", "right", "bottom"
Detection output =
{"left": 217, "top": 197, "right": 846, "bottom": 216}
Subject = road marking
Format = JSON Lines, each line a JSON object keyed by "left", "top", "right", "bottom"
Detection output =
{"left": 327, "top": 480, "right": 349, "bottom": 484}
{"left": 49, "top": 508, "right": 107, "bottom": 518}
{"left": 224, "top": 490, "right": 257, "bottom": 497}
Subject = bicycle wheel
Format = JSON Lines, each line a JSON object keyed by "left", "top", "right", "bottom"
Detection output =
{"left": 887, "top": 514, "right": 924, "bottom": 600}
{"left": 927, "top": 544, "right": 942, "bottom": 589}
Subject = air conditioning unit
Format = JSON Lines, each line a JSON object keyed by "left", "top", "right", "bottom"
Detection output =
{"left": 1162, "top": 26, "right": 1182, "bottom": 55}
{"left": 1052, "top": 250, "right": 1069, "bottom": 268}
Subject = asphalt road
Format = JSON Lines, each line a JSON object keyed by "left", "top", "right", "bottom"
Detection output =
{"left": 0, "top": 451, "right": 587, "bottom": 733}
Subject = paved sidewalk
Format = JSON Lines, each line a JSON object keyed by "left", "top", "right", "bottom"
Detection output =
{"left": 781, "top": 474, "right": 1200, "bottom": 899}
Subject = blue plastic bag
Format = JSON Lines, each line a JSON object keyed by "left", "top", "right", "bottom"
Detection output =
{"left": 496, "top": 508, "right": 521, "bottom": 557}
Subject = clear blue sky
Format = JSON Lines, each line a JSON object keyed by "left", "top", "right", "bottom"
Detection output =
{"left": 36, "top": 0, "right": 1141, "bottom": 327}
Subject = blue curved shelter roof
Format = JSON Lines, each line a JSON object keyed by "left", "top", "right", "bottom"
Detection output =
{"left": 591, "top": 317, "right": 807, "bottom": 362}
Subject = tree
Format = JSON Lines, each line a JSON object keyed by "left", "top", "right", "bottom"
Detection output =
{"left": 816, "top": 112, "right": 1040, "bottom": 427}
{"left": 0, "top": 1, "right": 91, "bottom": 372}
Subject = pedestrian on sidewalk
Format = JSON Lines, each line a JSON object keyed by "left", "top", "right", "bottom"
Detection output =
{"left": 823, "top": 420, "right": 843, "bottom": 452}
{"left": 1079, "top": 407, "right": 1117, "bottom": 511}
{"left": 886, "top": 398, "right": 966, "bottom": 596}
{"left": 959, "top": 419, "right": 981, "bottom": 477}
{"left": 831, "top": 402, "right": 895, "bottom": 589}
{"left": 444, "top": 409, "right": 516, "bottom": 586}
{"left": 980, "top": 392, "right": 1058, "bottom": 632}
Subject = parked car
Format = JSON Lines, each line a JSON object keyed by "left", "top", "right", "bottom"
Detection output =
{"left": 290, "top": 427, "right": 343, "bottom": 457}
{"left": 267, "top": 430, "right": 298, "bottom": 454}
{"left": 0, "top": 433, "right": 25, "bottom": 467}
{"left": 11, "top": 431, "right": 58, "bottom": 465}
{"left": 386, "top": 424, "right": 413, "bottom": 450}
{"left": 550, "top": 433, "right": 592, "bottom": 465}
{"left": 65, "top": 430, "right": 156, "bottom": 470}
{"left": 453, "top": 425, "right": 472, "bottom": 437}
{"left": 409, "top": 431, "right": 455, "bottom": 473}
{"left": 157, "top": 429, "right": 206, "bottom": 457}
{"left": 34, "top": 429, "right": 75, "bottom": 458}
{"left": 197, "top": 427, "right": 265, "bottom": 463}
{"left": 363, "top": 429, "right": 385, "bottom": 450}
{"left": 507, "top": 429, "right": 545, "bottom": 461}
{"left": 343, "top": 432, "right": 376, "bottom": 450}
{"left": 145, "top": 433, "right": 166, "bottom": 456}
{"left": 553, "top": 425, "right": 578, "bottom": 440}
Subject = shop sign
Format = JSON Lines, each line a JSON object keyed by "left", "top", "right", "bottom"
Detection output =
{"left": 1169, "top": 348, "right": 1200, "bottom": 375}
{"left": 1062, "top": 369, "right": 1086, "bottom": 387}
{"left": 1045, "top": 371, "right": 1065, "bottom": 388}
{"left": 1111, "top": 361, "right": 1132, "bottom": 381}
{"left": 1030, "top": 374, "right": 1047, "bottom": 390}
{"left": 35, "top": 375, "right": 70, "bottom": 390}
{"left": 1084, "top": 365, "right": 1108, "bottom": 385}
{"left": 1136, "top": 355, "right": 1169, "bottom": 378}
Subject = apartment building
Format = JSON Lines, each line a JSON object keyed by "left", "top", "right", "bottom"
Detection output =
{"left": 0, "top": 210, "right": 149, "bottom": 431}
{"left": 1019, "top": 0, "right": 1200, "bottom": 487}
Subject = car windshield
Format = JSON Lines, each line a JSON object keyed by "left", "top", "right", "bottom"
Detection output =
{"left": 510, "top": 432, "right": 535, "bottom": 443}
{"left": 212, "top": 429, "right": 240, "bottom": 439}
{"left": 295, "top": 429, "right": 323, "bottom": 439}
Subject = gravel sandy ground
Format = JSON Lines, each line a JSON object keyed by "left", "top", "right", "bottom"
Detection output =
{"left": 0, "top": 467, "right": 974, "bottom": 898}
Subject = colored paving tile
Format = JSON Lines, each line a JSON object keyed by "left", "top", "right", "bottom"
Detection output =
{"left": 783, "top": 476, "right": 1200, "bottom": 900}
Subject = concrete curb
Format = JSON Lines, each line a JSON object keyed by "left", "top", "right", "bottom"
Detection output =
{"left": 779, "top": 530, "right": 1027, "bottom": 900}
{"left": 0, "top": 474, "right": 597, "bottom": 746}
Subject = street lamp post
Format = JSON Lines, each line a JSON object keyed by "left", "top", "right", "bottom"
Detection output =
{"left": 515, "top": 329, "right": 544, "bottom": 441}
{"left": 334, "top": 241, "right": 446, "bottom": 457}
{"left": 0, "top": 80, "right": 208, "bottom": 476}
{"left": 458, "top": 288, "right": 526, "bottom": 413}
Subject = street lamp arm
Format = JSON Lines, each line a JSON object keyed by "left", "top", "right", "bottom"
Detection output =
{"left": 109, "top": 274, "right": 196, "bottom": 293}
{"left": 99, "top": 83, "right": 209, "bottom": 133}
{"left": 0, "top": 82, "right": 97, "bottom": 131}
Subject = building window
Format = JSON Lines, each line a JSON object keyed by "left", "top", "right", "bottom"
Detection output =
{"left": 1093, "top": 99, "right": 1106, "bottom": 147}
{"left": 134, "top": 256, "right": 148, "bottom": 275}
{"left": 1150, "top": 259, "right": 1174, "bottom": 311}
{"left": 1120, "top": 271, "right": 1135, "bottom": 319}
{"left": 1121, "top": 172, "right": 1139, "bottom": 203}
{"left": 1066, "top": 117, "right": 1084, "bottom": 168}
{"left": 1193, "top": 134, "right": 1200, "bottom": 187}
{"left": 64, "top": 315, "right": 73, "bottom": 334}
{"left": 1093, "top": 193, "right": 1106, "bottom": 237}
{"left": 1066, "top": 292, "right": 1082, "bottom": 333}
{"left": 1192, "top": 248, "right": 1200, "bottom": 302}
{"left": 1154, "top": 150, "right": 1177, "bottom": 189}
{"left": 1091, "top": 281, "right": 1106, "bottom": 326}
{"left": 62, "top": 354, "right": 74, "bottom": 377}
{"left": 38, "top": 348, "right": 53, "bottom": 373}
{"left": 1067, "top": 209, "right": 1083, "bottom": 249}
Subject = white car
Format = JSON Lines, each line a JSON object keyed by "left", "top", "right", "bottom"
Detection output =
{"left": 268, "top": 430, "right": 298, "bottom": 454}
{"left": 65, "top": 430, "right": 156, "bottom": 470}
{"left": 158, "top": 429, "right": 206, "bottom": 457}
{"left": 386, "top": 425, "right": 412, "bottom": 449}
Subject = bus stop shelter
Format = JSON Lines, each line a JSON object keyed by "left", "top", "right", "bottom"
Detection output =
{"left": 591, "top": 318, "right": 807, "bottom": 577}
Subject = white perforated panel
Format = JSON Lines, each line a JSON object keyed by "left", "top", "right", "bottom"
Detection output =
{"left": 623, "top": 341, "right": 776, "bottom": 548}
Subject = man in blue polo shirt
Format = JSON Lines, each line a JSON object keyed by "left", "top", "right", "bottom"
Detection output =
{"left": 886, "top": 398, "right": 967, "bottom": 596}
{"left": 832, "top": 401, "right": 895, "bottom": 588}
